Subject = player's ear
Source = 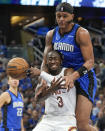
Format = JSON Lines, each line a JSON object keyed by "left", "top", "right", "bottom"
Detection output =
{"left": 71, "top": 13, "right": 74, "bottom": 21}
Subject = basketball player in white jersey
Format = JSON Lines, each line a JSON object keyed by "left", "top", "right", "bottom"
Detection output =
{"left": 32, "top": 50, "right": 77, "bottom": 131}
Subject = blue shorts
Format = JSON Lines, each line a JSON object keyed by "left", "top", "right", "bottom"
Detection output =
{"left": 75, "top": 69, "right": 97, "bottom": 103}
{"left": 0, "top": 127, "right": 21, "bottom": 131}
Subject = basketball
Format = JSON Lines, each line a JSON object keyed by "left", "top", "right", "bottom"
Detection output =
{"left": 7, "top": 57, "right": 29, "bottom": 80}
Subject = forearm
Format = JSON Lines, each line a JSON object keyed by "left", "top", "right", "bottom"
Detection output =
{"left": 69, "top": 60, "right": 94, "bottom": 81}
{"left": 83, "top": 59, "right": 94, "bottom": 71}
{"left": 35, "top": 87, "right": 52, "bottom": 103}
{"left": 41, "top": 61, "right": 48, "bottom": 72}
{"left": 21, "top": 119, "right": 25, "bottom": 131}
{"left": 69, "top": 71, "right": 80, "bottom": 81}
{"left": 40, "top": 71, "right": 55, "bottom": 84}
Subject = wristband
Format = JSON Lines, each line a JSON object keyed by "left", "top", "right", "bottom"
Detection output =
{"left": 77, "top": 66, "right": 88, "bottom": 77}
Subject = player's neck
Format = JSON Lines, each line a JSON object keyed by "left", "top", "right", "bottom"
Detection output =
{"left": 59, "top": 23, "right": 74, "bottom": 35}
{"left": 9, "top": 86, "right": 18, "bottom": 96}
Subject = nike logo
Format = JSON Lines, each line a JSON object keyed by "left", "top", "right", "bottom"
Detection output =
{"left": 83, "top": 70, "right": 88, "bottom": 74}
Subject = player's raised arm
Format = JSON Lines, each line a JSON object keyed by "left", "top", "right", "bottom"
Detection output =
{"left": 72, "top": 28, "right": 94, "bottom": 80}
{"left": 62, "top": 27, "right": 95, "bottom": 88}
{"left": 41, "top": 29, "right": 54, "bottom": 71}
{"left": 77, "top": 27, "right": 94, "bottom": 70}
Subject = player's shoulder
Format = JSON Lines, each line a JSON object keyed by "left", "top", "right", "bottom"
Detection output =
{"left": 0, "top": 91, "right": 11, "bottom": 104}
{"left": 46, "top": 29, "right": 55, "bottom": 39}
{"left": 77, "top": 26, "right": 89, "bottom": 36}
{"left": 1, "top": 91, "right": 10, "bottom": 97}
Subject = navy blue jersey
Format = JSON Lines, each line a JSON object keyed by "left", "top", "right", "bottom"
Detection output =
{"left": 0, "top": 90, "right": 24, "bottom": 130}
{"left": 52, "top": 24, "right": 84, "bottom": 70}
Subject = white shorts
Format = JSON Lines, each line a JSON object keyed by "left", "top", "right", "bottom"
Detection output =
{"left": 32, "top": 115, "right": 77, "bottom": 131}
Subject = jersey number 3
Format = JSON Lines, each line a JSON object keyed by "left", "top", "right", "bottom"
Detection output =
{"left": 57, "top": 96, "right": 63, "bottom": 107}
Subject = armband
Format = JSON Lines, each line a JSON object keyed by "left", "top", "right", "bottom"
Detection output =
{"left": 40, "top": 71, "right": 54, "bottom": 84}
{"left": 77, "top": 66, "right": 88, "bottom": 77}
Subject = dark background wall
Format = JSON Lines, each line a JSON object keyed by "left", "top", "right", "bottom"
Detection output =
{"left": 0, "top": 4, "right": 105, "bottom": 44}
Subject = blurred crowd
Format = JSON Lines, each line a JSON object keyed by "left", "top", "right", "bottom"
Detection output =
{"left": 0, "top": 28, "right": 105, "bottom": 131}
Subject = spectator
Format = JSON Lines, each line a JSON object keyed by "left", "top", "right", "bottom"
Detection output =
{"left": 97, "top": 107, "right": 105, "bottom": 131}
{"left": 23, "top": 112, "right": 31, "bottom": 131}
{"left": 91, "top": 100, "right": 102, "bottom": 124}
{"left": 28, "top": 110, "right": 39, "bottom": 129}
{"left": 0, "top": 51, "right": 8, "bottom": 69}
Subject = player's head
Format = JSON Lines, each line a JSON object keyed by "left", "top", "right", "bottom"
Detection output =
{"left": 47, "top": 50, "right": 62, "bottom": 75}
{"left": 8, "top": 76, "right": 19, "bottom": 88}
{"left": 55, "top": 2, "right": 74, "bottom": 28}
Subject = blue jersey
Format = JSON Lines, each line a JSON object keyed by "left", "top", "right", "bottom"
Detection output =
{"left": 52, "top": 24, "right": 84, "bottom": 70}
{"left": 52, "top": 24, "right": 97, "bottom": 103}
{"left": 0, "top": 90, "right": 24, "bottom": 131}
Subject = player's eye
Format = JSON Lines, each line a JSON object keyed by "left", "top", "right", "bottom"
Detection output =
{"left": 55, "top": 58, "right": 59, "bottom": 61}
{"left": 63, "top": 15, "right": 67, "bottom": 18}
{"left": 57, "top": 15, "right": 61, "bottom": 19}
{"left": 48, "top": 58, "right": 52, "bottom": 61}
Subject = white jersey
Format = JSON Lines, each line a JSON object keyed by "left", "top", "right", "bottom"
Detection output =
{"left": 33, "top": 68, "right": 77, "bottom": 131}
{"left": 45, "top": 68, "right": 76, "bottom": 116}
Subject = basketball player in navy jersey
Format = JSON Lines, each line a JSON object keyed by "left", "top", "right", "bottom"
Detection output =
{"left": 0, "top": 76, "right": 24, "bottom": 131}
{"left": 39, "top": 2, "right": 97, "bottom": 131}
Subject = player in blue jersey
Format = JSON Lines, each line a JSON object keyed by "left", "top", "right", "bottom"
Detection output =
{"left": 0, "top": 76, "right": 24, "bottom": 131}
{"left": 39, "top": 2, "right": 97, "bottom": 131}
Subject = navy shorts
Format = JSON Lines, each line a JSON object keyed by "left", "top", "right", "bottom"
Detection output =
{"left": 75, "top": 69, "right": 97, "bottom": 103}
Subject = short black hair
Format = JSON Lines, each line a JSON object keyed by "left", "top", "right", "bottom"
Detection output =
{"left": 56, "top": 2, "right": 74, "bottom": 14}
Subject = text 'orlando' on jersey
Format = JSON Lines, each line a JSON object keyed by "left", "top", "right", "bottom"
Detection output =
{"left": 52, "top": 24, "right": 84, "bottom": 70}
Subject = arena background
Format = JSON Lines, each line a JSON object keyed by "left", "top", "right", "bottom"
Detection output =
{"left": 0, "top": 0, "right": 105, "bottom": 130}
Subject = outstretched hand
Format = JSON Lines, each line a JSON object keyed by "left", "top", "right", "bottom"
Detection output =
{"left": 35, "top": 81, "right": 47, "bottom": 102}
{"left": 35, "top": 77, "right": 66, "bottom": 103}
{"left": 26, "top": 67, "right": 41, "bottom": 77}
{"left": 50, "top": 76, "right": 66, "bottom": 92}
